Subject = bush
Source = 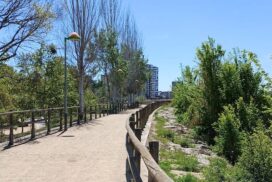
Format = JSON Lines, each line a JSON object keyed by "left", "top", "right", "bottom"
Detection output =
{"left": 214, "top": 105, "right": 241, "bottom": 164}
{"left": 174, "top": 136, "right": 194, "bottom": 148}
{"left": 158, "top": 130, "right": 176, "bottom": 141}
{"left": 176, "top": 174, "right": 199, "bottom": 182}
{"left": 160, "top": 149, "right": 200, "bottom": 172}
{"left": 203, "top": 158, "right": 233, "bottom": 182}
{"left": 236, "top": 97, "right": 260, "bottom": 133}
{"left": 238, "top": 129, "right": 272, "bottom": 182}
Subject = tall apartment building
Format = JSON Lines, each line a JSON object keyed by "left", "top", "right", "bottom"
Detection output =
{"left": 145, "top": 64, "right": 159, "bottom": 99}
{"left": 172, "top": 81, "right": 180, "bottom": 91}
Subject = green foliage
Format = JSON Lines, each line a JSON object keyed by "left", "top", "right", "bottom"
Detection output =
{"left": 218, "top": 61, "right": 242, "bottom": 105}
{"left": 173, "top": 39, "right": 272, "bottom": 142}
{"left": 160, "top": 149, "right": 200, "bottom": 172}
{"left": 95, "top": 29, "right": 148, "bottom": 103}
{"left": 155, "top": 113, "right": 176, "bottom": 143}
{"left": 84, "top": 88, "right": 97, "bottom": 106}
{"left": 174, "top": 136, "right": 194, "bottom": 148}
{"left": 159, "top": 130, "right": 176, "bottom": 142}
{"left": 235, "top": 97, "right": 260, "bottom": 133}
{"left": 173, "top": 38, "right": 272, "bottom": 181}
{"left": 176, "top": 174, "right": 199, "bottom": 182}
{"left": 0, "top": 43, "right": 89, "bottom": 112}
{"left": 238, "top": 56, "right": 262, "bottom": 104}
{"left": 15, "top": 44, "right": 80, "bottom": 109}
{"left": 172, "top": 67, "right": 202, "bottom": 126}
{"left": 238, "top": 130, "right": 272, "bottom": 182}
{"left": 214, "top": 105, "right": 242, "bottom": 164}
{"left": 196, "top": 37, "right": 225, "bottom": 143}
{"left": 0, "top": 63, "right": 17, "bottom": 111}
{"left": 203, "top": 158, "right": 235, "bottom": 182}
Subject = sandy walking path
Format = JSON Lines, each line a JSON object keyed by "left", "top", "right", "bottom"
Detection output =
{"left": 0, "top": 109, "right": 139, "bottom": 182}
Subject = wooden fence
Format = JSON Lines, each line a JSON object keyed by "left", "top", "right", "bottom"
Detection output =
{"left": 126, "top": 101, "right": 173, "bottom": 182}
{"left": 0, "top": 103, "right": 126, "bottom": 146}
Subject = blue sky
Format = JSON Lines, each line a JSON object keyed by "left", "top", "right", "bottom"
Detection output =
{"left": 124, "top": 0, "right": 272, "bottom": 91}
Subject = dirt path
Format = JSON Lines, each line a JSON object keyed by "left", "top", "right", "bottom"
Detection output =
{"left": 0, "top": 109, "right": 139, "bottom": 182}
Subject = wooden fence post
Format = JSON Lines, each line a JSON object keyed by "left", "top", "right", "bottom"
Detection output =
{"left": 135, "top": 128, "right": 142, "bottom": 171}
{"left": 21, "top": 114, "right": 24, "bottom": 133}
{"left": 95, "top": 106, "right": 97, "bottom": 119}
{"left": 90, "top": 106, "right": 92, "bottom": 120}
{"left": 114, "top": 104, "right": 117, "bottom": 114}
{"left": 110, "top": 104, "right": 113, "bottom": 114}
{"left": 148, "top": 141, "right": 160, "bottom": 182}
{"left": 129, "top": 114, "right": 135, "bottom": 132}
{"left": 69, "top": 108, "right": 73, "bottom": 127}
{"left": 47, "top": 109, "right": 51, "bottom": 134}
{"left": 31, "top": 111, "right": 35, "bottom": 139}
{"left": 136, "top": 111, "right": 139, "bottom": 128}
{"left": 8, "top": 112, "right": 14, "bottom": 145}
{"left": 149, "top": 141, "right": 159, "bottom": 163}
{"left": 77, "top": 107, "right": 80, "bottom": 125}
{"left": 59, "top": 109, "right": 63, "bottom": 131}
{"left": 99, "top": 105, "right": 102, "bottom": 118}
{"left": 84, "top": 107, "right": 87, "bottom": 123}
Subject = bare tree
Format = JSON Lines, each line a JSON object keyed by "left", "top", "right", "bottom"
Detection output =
{"left": 64, "top": 0, "right": 99, "bottom": 121}
{"left": 121, "top": 11, "right": 142, "bottom": 58}
{"left": 100, "top": 0, "right": 122, "bottom": 33}
{"left": 0, "top": 0, "right": 54, "bottom": 62}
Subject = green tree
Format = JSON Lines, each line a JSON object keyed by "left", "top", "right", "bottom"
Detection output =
{"left": 17, "top": 44, "right": 78, "bottom": 109}
{"left": 238, "top": 53, "right": 262, "bottom": 104}
{"left": 0, "top": 63, "right": 17, "bottom": 111}
{"left": 235, "top": 97, "right": 260, "bottom": 133}
{"left": 172, "top": 66, "right": 202, "bottom": 126}
{"left": 96, "top": 30, "right": 122, "bottom": 103}
{"left": 196, "top": 37, "right": 225, "bottom": 143}
{"left": 218, "top": 61, "right": 242, "bottom": 105}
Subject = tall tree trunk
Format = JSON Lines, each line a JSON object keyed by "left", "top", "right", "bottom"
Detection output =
{"left": 77, "top": 52, "right": 85, "bottom": 123}
{"left": 64, "top": 0, "right": 99, "bottom": 123}
{"left": 105, "top": 71, "right": 111, "bottom": 103}
{"left": 79, "top": 66, "right": 84, "bottom": 122}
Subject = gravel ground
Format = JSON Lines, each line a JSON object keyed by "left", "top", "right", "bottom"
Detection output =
{"left": 0, "top": 109, "right": 139, "bottom": 182}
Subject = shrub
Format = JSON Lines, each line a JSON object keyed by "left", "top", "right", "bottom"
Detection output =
{"left": 238, "top": 129, "right": 272, "bottom": 182}
{"left": 176, "top": 174, "right": 199, "bottom": 182}
{"left": 214, "top": 105, "right": 241, "bottom": 164}
{"left": 203, "top": 158, "right": 233, "bottom": 182}
{"left": 160, "top": 150, "right": 199, "bottom": 172}
{"left": 174, "top": 136, "right": 194, "bottom": 148}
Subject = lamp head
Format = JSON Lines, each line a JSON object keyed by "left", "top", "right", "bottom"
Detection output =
{"left": 67, "top": 32, "right": 80, "bottom": 41}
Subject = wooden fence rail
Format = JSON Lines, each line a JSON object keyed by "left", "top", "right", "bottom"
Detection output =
{"left": 0, "top": 103, "right": 127, "bottom": 146}
{"left": 126, "top": 101, "right": 173, "bottom": 182}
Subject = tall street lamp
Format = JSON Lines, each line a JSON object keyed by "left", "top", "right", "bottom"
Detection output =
{"left": 64, "top": 32, "right": 80, "bottom": 130}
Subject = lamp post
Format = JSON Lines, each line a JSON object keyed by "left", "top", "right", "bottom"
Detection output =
{"left": 64, "top": 32, "right": 80, "bottom": 130}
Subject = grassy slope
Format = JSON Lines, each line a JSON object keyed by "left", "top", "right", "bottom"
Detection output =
{"left": 153, "top": 107, "right": 202, "bottom": 182}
